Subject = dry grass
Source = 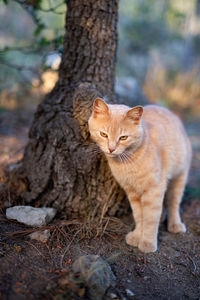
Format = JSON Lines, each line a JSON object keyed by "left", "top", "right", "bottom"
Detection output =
{"left": 144, "top": 65, "right": 200, "bottom": 118}
{"left": 3, "top": 217, "right": 128, "bottom": 241}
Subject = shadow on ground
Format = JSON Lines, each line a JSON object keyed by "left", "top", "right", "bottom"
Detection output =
{"left": 0, "top": 107, "right": 200, "bottom": 300}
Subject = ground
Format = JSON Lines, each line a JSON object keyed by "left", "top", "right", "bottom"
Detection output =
{"left": 0, "top": 105, "right": 200, "bottom": 300}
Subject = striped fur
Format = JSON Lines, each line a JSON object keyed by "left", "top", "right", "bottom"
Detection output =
{"left": 88, "top": 98, "right": 192, "bottom": 253}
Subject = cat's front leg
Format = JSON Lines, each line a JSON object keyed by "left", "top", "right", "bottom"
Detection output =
{"left": 139, "top": 185, "right": 165, "bottom": 253}
{"left": 126, "top": 190, "right": 142, "bottom": 247}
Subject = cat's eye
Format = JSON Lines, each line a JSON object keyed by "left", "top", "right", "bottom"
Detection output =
{"left": 119, "top": 136, "right": 128, "bottom": 141}
{"left": 100, "top": 131, "right": 108, "bottom": 138}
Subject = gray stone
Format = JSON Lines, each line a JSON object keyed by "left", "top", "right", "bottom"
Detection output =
{"left": 6, "top": 206, "right": 56, "bottom": 227}
{"left": 72, "top": 255, "right": 116, "bottom": 300}
{"left": 125, "top": 289, "right": 135, "bottom": 297}
{"left": 29, "top": 229, "right": 50, "bottom": 242}
{"left": 110, "top": 292, "right": 118, "bottom": 299}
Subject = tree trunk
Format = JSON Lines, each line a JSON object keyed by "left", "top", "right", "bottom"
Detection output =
{"left": 14, "top": 0, "right": 128, "bottom": 219}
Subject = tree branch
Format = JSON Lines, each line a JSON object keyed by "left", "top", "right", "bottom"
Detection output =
{"left": 36, "top": 1, "right": 66, "bottom": 15}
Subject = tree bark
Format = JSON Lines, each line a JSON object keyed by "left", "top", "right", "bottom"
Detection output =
{"left": 13, "top": 0, "right": 129, "bottom": 219}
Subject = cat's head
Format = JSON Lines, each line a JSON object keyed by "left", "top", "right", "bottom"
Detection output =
{"left": 88, "top": 98, "right": 144, "bottom": 157}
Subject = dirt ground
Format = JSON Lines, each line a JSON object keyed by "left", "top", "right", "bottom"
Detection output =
{"left": 0, "top": 107, "right": 200, "bottom": 300}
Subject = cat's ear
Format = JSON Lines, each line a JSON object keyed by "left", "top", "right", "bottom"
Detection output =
{"left": 126, "top": 106, "right": 143, "bottom": 124}
{"left": 93, "top": 98, "right": 109, "bottom": 117}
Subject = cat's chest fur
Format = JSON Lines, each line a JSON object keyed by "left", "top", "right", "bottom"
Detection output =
{"left": 107, "top": 152, "right": 157, "bottom": 195}
{"left": 109, "top": 160, "right": 139, "bottom": 189}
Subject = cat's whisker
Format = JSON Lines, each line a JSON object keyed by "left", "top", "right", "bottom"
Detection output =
{"left": 118, "top": 154, "right": 122, "bottom": 163}
{"left": 88, "top": 149, "right": 100, "bottom": 155}
{"left": 89, "top": 150, "right": 101, "bottom": 155}
{"left": 120, "top": 152, "right": 136, "bottom": 173}
{"left": 88, "top": 146, "right": 101, "bottom": 153}
{"left": 87, "top": 147, "right": 102, "bottom": 158}
{"left": 120, "top": 153, "right": 130, "bottom": 172}
{"left": 122, "top": 152, "right": 137, "bottom": 173}
{"left": 120, "top": 153, "right": 128, "bottom": 165}
{"left": 119, "top": 153, "right": 126, "bottom": 166}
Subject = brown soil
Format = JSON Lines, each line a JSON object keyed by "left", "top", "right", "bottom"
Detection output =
{"left": 0, "top": 107, "right": 200, "bottom": 300}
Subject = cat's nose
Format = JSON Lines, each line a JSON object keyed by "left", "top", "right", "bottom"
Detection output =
{"left": 108, "top": 147, "right": 115, "bottom": 153}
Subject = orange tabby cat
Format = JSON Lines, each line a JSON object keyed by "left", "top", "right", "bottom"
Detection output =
{"left": 88, "top": 98, "right": 192, "bottom": 253}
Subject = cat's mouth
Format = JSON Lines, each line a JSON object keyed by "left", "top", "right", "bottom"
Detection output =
{"left": 105, "top": 152, "right": 119, "bottom": 158}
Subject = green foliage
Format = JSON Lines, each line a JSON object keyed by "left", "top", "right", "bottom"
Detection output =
{"left": 34, "top": 23, "right": 45, "bottom": 37}
{"left": 166, "top": 8, "right": 186, "bottom": 34}
{"left": 0, "top": 0, "right": 66, "bottom": 91}
{"left": 1, "top": 0, "right": 200, "bottom": 113}
{"left": 117, "top": 0, "right": 198, "bottom": 83}
{"left": 118, "top": 0, "right": 185, "bottom": 55}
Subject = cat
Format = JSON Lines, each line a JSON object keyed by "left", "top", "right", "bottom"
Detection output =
{"left": 88, "top": 98, "right": 192, "bottom": 253}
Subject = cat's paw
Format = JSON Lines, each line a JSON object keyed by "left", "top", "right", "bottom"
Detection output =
{"left": 168, "top": 222, "right": 186, "bottom": 233}
{"left": 138, "top": 240, "right": 157, "bottom": 253}
{"left": 125, "top": 231, "right": 140, "bottom": 247}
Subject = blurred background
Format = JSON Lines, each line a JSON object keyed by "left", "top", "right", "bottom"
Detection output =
{"left": 1, "top": 0, "right": 200, "bottom": 117}
{"left": 117, "top": 0, "right": 200, "bottom": 118}
{"left": 0, "top": 0, "right": 66, "bottom": 111}
{"left": 0, "top": 0, "right": 200, "bottom": 181}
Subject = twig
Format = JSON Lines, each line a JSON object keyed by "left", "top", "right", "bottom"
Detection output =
{"left": 0, "top": 60, "right": 39, "bottom": 75}
{"left": 6, "top": 254, "right": 55, "bottom": 282}
{"left": 185, "top": 252, "right": 197, "bottom": 274}
{"left": 0, "top": 45, "right": 42, "bottom": 54}
{"left": 25, "top": 240, "right": 47, "bottom": 260}
{"left": 181, "top": 248, "right": 198, "bottom": 275}
{"left": 12, "top": 0, "right": 66, "bottom": 15}
{"left": 37, "top": 1, "right": 66, "bottom": 15}
{"left": 60, "top": 228, "right": 82, "bottom": 269}
{"left": 5, "top": 225, "right": 54, "bottom": 237}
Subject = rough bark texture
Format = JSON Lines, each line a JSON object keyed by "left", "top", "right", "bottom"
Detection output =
{"left": 59, "top": 0, "right": 118, "bottom": 97}
{"left": 17, "top": 0, "right": 129, "bottom": 219}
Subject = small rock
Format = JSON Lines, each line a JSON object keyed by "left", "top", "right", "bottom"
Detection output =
{"left": 29, "top": 229, "right": 50, "bottom": 242}
{"left": 125, "top": 289, "right": 135, "bottom": 297}
{"left": 72, "top": 255, "right": 116, "bottom": 300}
{"left": 110, "top": 292, "right": 118, "bottom": 299}
{"left": 6, "top": 206, "right": 56, "bottom": 227}
{"left": 143, "top": 276, "right": 150, "bottom": 280}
